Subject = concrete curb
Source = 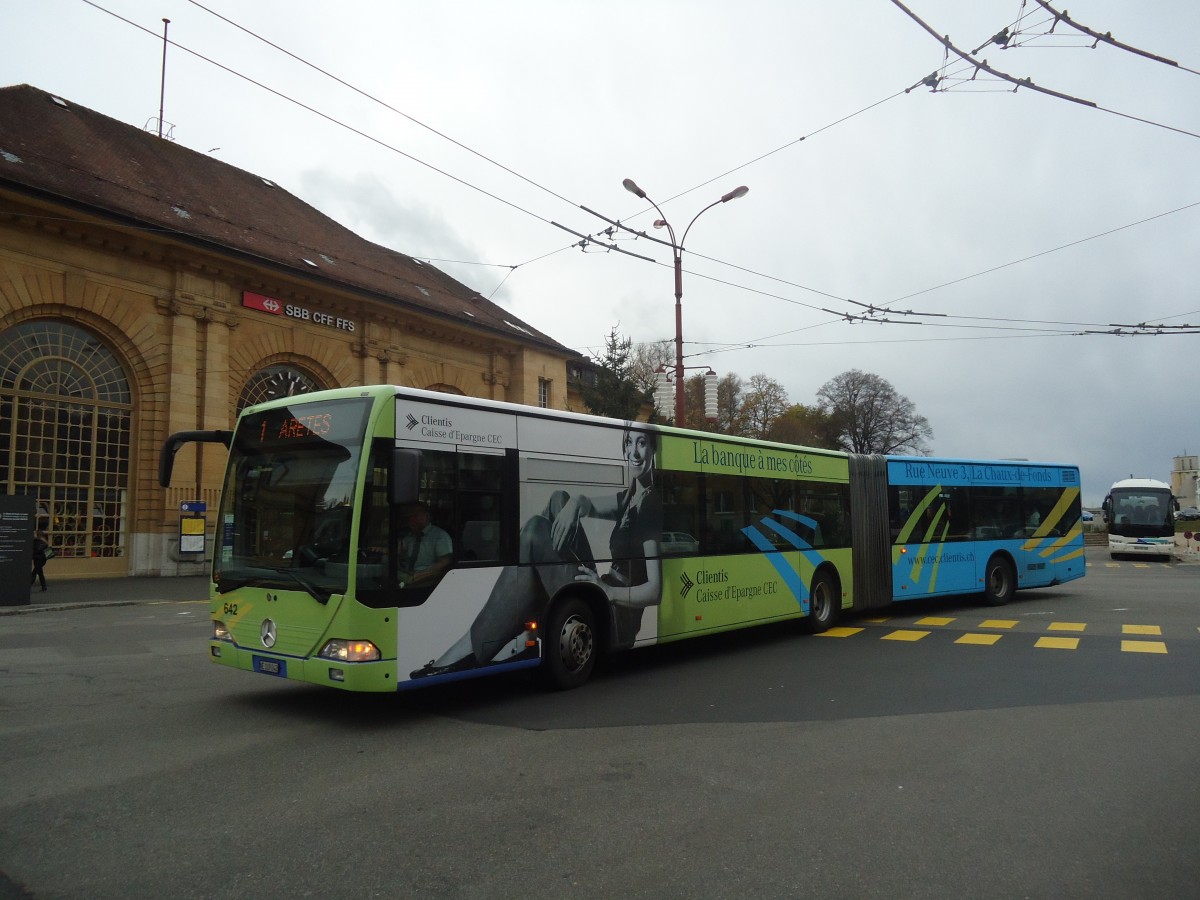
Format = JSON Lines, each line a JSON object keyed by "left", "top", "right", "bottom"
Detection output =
{"left": 0, "top": 576, "right": 209, "bottom": 616}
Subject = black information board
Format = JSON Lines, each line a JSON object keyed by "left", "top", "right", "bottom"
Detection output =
{"left": 0, "top": 495, "right": 35, "bottom": 606}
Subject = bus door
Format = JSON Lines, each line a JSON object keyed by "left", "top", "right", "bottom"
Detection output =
{"left": 1019, "top": 482, "right": 1084, "bottom": 587}
{"left": 889, "top": 480, "right": 975, "bottom": 599}
{"left": 970, "top": 485, "right": 1028, "bottom": 587}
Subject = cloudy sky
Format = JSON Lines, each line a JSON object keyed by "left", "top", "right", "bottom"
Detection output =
{"left": 6, "top": 0, "right": 1198, "bottom": 505}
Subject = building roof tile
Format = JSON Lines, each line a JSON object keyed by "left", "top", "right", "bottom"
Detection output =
{"left": 0, "top": 83, "right": 574, "bottom": 356}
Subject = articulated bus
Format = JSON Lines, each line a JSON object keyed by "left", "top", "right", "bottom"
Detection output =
{"left": 159, "top": 385, "right": 1085, "bottom": 692}
{"left": 1102, "top": 477, "right": 1177, "bottom": 560}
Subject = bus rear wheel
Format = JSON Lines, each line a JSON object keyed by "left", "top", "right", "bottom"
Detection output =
{"left": 802, "top": 570, "right": 838, "bottom": 634}
{"left": 538, "top": 597, "right": 596, "bottom": 691}
{"left": 983, "top": 555, "right": 1015, "bottom": 606}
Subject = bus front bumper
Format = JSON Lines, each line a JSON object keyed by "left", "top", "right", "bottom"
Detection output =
{"left": 1109, "top": 538, "right": 1175, "bottom": 557}
{"left": 209, "top": 641, "right": 400, "bottom": 691}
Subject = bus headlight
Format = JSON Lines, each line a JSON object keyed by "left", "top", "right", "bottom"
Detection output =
{"left": 317, "top": 639, "right": 381, "bottom": 662}
{"left": 213, "top": 620, "right": 232, "bottom": 641}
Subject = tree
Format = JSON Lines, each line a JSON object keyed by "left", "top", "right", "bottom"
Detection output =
{"left": 580, "top": 327, "right": 650, "bottom": 420}
{"left": 735, "top": 374, "right": 789, "bottom": 439}
{"left": 766, "top": 403, "right": 838, "bottom": 449}
{"left": 630, "top": 339, "right": 673, "bottom": 398}
{"left": 713, "top": 372, "right": 744, "bottom": 435}
{"left": 815, "top": 369, "right": 933, "bottom": 454}
{"left": 679, "top": 371, "right": 743, "bottom": 433}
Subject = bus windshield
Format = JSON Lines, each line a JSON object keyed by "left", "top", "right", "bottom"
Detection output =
{"left": 215, "top": 397, "right": 373, "bottom": 601}
{"left": 1108, "top": 487, "right": 1173, "bottom": 538}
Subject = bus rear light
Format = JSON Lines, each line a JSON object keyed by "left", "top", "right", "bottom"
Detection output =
{"left": 318, "top": 639, "right": 381, "bottom": 662}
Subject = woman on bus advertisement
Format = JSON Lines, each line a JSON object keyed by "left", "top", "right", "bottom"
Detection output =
{"left": 410, "top": 426, "right": 662, "bottom": 679}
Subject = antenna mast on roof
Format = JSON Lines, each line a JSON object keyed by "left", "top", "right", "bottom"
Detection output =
{"left": 157, "top": 18, "right": 170, "bottom": 139}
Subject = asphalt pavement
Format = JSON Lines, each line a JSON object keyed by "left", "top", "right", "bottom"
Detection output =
{"left": 0, "top": 575, "right": 209, "bottom": 615}
{"left": 4, "top": 540, "right": 1196, "bottom": 617}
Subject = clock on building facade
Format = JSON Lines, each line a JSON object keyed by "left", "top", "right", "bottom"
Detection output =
{"left": 238, "top": 365, "right": 323, "bottom": 412}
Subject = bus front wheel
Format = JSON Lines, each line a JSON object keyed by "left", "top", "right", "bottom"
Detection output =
{"left": 802, "top": 570, "right": 838, "bottom": 634}
{"left": 983, "top": 555, "right": 1015, "bottom": 606}
{"left": 539, "top": 597, "right": 596, "bottom": 691}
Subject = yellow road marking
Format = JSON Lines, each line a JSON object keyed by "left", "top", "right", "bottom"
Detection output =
{"left": 957, "top": 633, "right": 1002, "bottom": 646}
{"left": 863, "top": 617, "right": 891, "bottom": 624}
{"left": 1122, "top": 624, "right": 1162, "bottom": 635}
{"left": 980, "top": 619, "right": 1019, "bottom": 629}
{"left": 817, "top": 627, "right": 863, "bottom": 638}
{"left": 1122, "top": 640, "right": 1167, "bottom": 654}
{"left": 915, "top": 616, "right": 955, "bottom": 626}
{"left": 1047, "top": 622, "right": 1087, "bottom": 632}
{"left": 882, "top": 630, "right": 930, "bottom": 642}
{"left": 1035, "top": 636, "right": 1080, "bottom": 650}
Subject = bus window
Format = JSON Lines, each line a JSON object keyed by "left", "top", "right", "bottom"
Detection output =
{"left": 889, "top": 483, "right": 971, "bottom": 544}
{"left": 455, "top": 452, "right": 505, "bottom": 563}
{"left": 357, "top": 444, "right": 507, "bottom": 607}
{"left": 749, "top": 479, "right": 794, "bottom": 520}
{"left": 1023, "top": 487, "right": 1080, "bottom": 538}
{"left": 972, "top": 486, "right": 1023, "bottom": 539}
{"left": 702, "top": 474, "right": 759, "bottom": 555}
{"left": 795, "top": 483, "right": 851, "bottom": 548}
{"left": 659, "top": 470, "right": 701, "bottom": 557}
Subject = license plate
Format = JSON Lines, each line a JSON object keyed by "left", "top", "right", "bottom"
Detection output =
{"left": 253, "top": 656, "right": 287, "bottom": 677}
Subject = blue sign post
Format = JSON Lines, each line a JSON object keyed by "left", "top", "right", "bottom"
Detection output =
{"left": 179, "top": 501, "right": 207, "bottom": 554}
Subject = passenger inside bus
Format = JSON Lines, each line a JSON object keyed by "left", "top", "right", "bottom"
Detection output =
{"left": 397, "top": 501, "right": 454, "bottom": 588}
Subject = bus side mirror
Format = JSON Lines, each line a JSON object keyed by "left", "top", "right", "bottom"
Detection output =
{"left": 391, "top": 448, "right": 420, "bottom": 505}
{"left": 1101, "top": 496, "right": 1111, "bottom": 523}
{"left": 159, "top": 430, "right": 234, "bottom": 487}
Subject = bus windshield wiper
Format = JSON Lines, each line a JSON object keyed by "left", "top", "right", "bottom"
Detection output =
{"left": 215, "top": 575, "right": 251, "bottom": 594}
{"left": 275, "top": 567, "right": 332, "bottom": 605}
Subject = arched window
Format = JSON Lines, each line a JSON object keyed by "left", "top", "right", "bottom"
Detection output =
{"left": 0, "top": 322, "right": 133, "bottom": 559}
{"left": 238, "top": 364, "right": 324, "bottom": 413}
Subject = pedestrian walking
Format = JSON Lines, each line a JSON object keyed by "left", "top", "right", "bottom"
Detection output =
{"left": 31, "top": 531, "right": 50, "bottom": 592}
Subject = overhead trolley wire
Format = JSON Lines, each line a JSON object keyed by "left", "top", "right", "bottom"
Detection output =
{"left": 889, "top": 0, "right": 1200, "bottom": 141}
{"left": 81, "top": 2, "right": 560, "bottom": 229}
{"left": 183, "top": 0, "right": 580, "bottom": 208}
{"left": 1029, "top": 0, "right": 1200, "bottom": 76}
{"left": 77, "top": 1, "right": 1199, "bottom": 354}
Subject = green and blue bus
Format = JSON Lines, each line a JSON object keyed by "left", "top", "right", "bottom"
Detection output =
{"left": 159, "top": 385, "right": 1085, "bottom": 692}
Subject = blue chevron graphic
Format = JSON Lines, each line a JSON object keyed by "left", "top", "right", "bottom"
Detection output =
{"left": 740, "top": 524, "right": 811, "bottom": 615}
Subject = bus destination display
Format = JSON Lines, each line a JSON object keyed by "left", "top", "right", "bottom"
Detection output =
{"left": 247, "top": 399, "right": 371, "bottom": 450}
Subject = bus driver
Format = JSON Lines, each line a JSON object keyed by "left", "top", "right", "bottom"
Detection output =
{"left": 397, "top": 501, "right": 454, "bottom": 588}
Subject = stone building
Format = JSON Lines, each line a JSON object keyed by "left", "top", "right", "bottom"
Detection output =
{"left": 1172, "top": 454, "right": 1199, "bottom": 508}
{"left": 0, "top": 84, "right": 587, "bottom": 580}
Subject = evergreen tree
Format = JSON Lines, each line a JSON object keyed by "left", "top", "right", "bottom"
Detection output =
{"left": 580, "top": 327, "right": 651, "bottom": 420}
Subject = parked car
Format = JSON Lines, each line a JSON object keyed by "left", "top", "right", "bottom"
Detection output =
{"left": 1081, "top": 510, "right": 1094, "bottom": 522}
{"left": 1177, "top": 507, "right": 1200, "bottom": 521}
{"left": 660, "top": 531, "right": 700, "bottom": 554}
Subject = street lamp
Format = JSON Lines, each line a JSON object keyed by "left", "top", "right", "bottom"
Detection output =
{"left": 622, "top": 178, "right": 748, "bottom": 426}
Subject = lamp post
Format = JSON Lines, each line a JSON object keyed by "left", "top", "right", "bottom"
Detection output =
{"left": 622, "top": 178, "right": 748, "bottom": 426}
